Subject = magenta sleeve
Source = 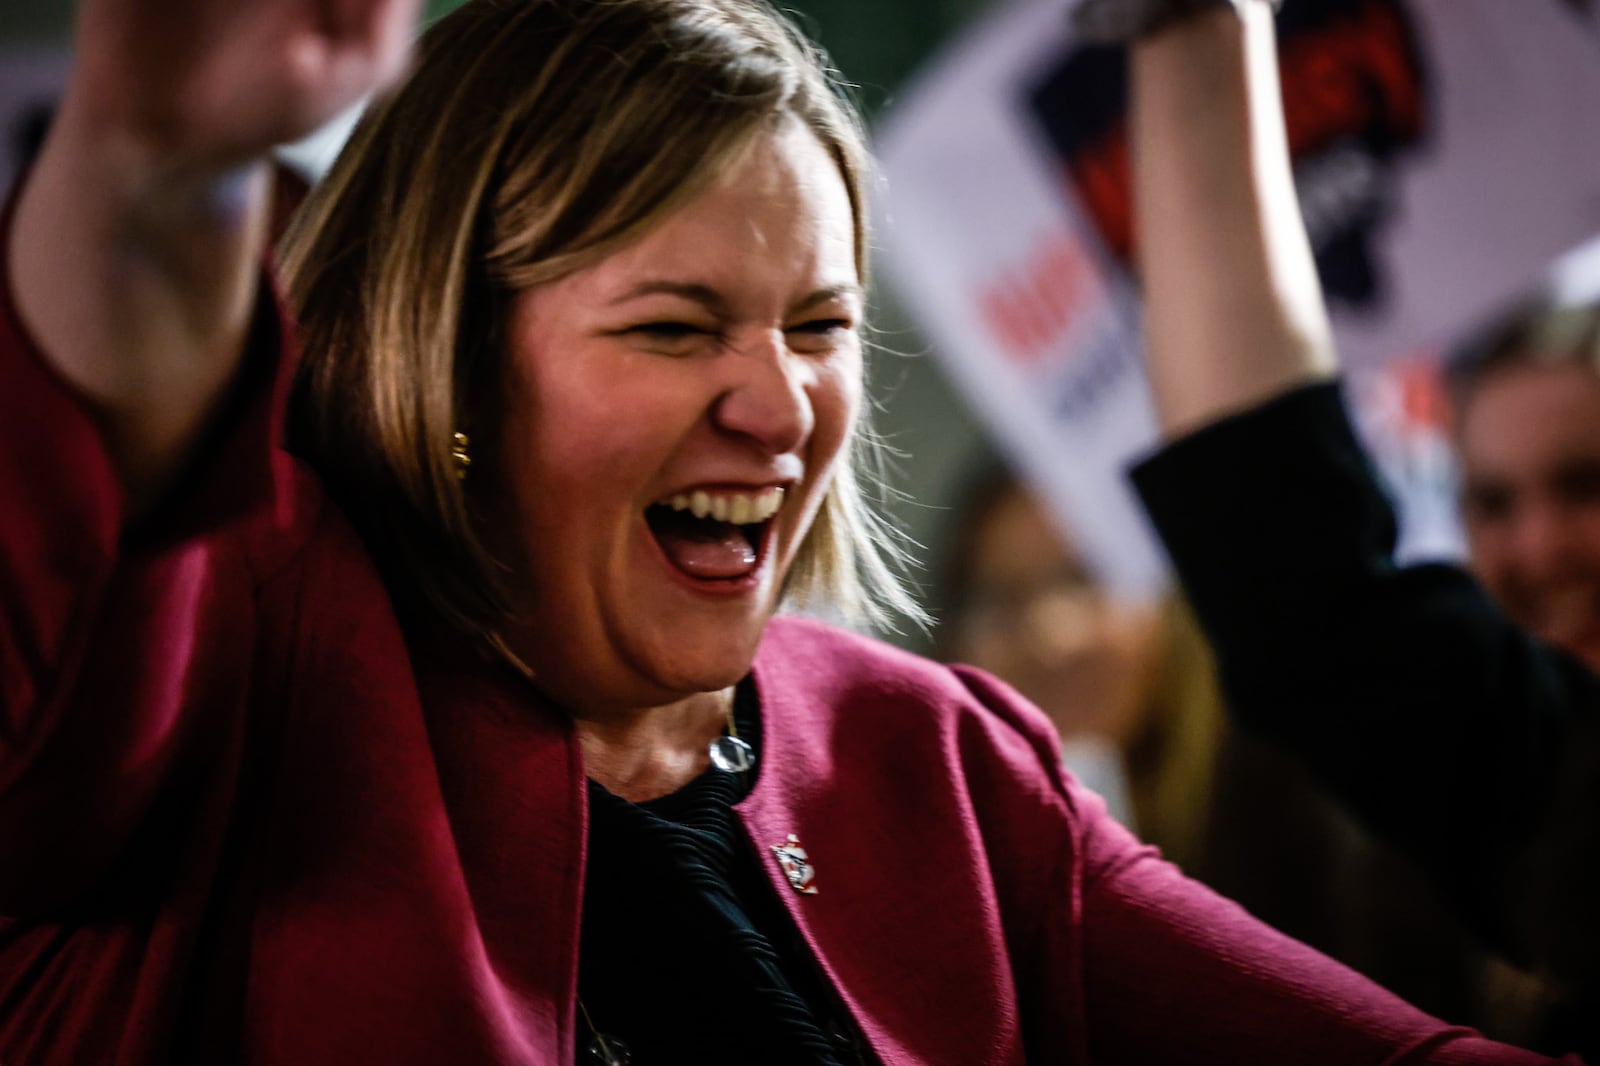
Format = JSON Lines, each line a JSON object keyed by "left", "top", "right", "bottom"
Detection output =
{"left": 0, "top": 195, "right": 300, "bottom": 913}
{"left": 948, "top": 663, "right": 1574, "bottom": 1063}
{"left": 0, "top": 209, "right": 126, "bottom": 747}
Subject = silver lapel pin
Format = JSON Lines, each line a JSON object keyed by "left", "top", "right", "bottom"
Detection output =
{"left": 771, "top": 834, "right": 818, "bottom": 895}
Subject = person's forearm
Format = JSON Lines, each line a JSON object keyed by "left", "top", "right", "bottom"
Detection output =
{"left": 1130, "top": 2, "right": 1336, "bottom": 440}
{"left": 9, "top": 98, "right": 269, "bottom": 517}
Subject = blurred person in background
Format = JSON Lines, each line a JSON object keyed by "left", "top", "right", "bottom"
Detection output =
{"left": 1449, "top": 300, "right": 1600, "bottom": 673}
{"left": 935, "top": 468, "right": 1218, "bottom": 864}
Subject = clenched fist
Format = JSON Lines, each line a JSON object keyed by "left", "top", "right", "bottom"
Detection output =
{"left": 71, "top": 0, "right": 420, "bottom": 168}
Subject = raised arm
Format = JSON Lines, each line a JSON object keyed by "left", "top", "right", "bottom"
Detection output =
{"left": 0, "top": 0, "right": 418, "bottom": 914}
{"left": 8, "top": 0, "right": 417, "bottom": 516}
{"left": 1130, "top": 0, "right": 1334, "bottom": 436}
{"left": 1120, "top": 1, "right": 1600, "bottom": 1017}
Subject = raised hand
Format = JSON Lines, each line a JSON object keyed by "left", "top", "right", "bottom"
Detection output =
{"left": 70, "top": 0, "right": 420, "bottom": 169}
{"left": 9, "top": 0, "right": 420, "bottom": 514}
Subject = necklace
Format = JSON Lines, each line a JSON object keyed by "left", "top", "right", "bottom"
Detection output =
{"left": 579, "top": 998, "right": 632, "bottom": 1065}
{"left": 708, "top": 697, "right": 755, "bottom": 773}
{"left": 574, "top": 693, "right": 748, "bottom": 1065}
{"left": 494, "top": 637, "right": 751, "bottom": 1063}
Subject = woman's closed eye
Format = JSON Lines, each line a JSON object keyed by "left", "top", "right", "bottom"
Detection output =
{"left": 786, "top": 318, "right": 856, "bottom": 352}
{"left": 619, "top": 321, "right": 722, "bottom": 354}
{"left": 630, "top": 321, "right": 714, "bottom": 340}
{"left": 788, "top": 318, "right": 852, "bottom": 334}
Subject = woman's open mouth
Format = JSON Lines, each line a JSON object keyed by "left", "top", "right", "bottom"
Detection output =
{"left": 645, "top": 487, "right": 785, "bottom": 582}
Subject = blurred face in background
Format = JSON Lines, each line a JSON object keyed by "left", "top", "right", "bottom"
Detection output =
{"left": 1457, "top": 361, "right": 1600, "bottom": 671}
{"left": 944, "top": 483, "right": 1164, "bottom": 745}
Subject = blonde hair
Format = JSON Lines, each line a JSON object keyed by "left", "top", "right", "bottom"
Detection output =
{"left": 279, "top": 0, "right": 922, "bottom": 646}
{"left": 1447, "top": 296, "right": 1600, "bottom": 416}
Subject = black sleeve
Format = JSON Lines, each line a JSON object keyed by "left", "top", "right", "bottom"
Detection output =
{"left": 1130, "top": 381, "right": 1600, "bottom": 988}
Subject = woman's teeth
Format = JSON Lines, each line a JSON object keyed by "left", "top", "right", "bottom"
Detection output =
{"left": 663, "top": 487, "right": 785, "bottom": 525}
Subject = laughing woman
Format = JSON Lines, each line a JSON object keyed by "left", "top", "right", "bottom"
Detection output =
{"left": 0, "top": 0, "right": 1576, "bottom": 1062}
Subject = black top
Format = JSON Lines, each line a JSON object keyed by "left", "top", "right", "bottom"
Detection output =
{"left": 1132, "top": 380, "right": 1600, "bottom": 1056}
{"left": 576, "top": 678, "right": 865, "bottom": 1065}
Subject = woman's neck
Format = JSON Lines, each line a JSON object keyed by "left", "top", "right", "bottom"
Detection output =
{"left": 574, "top": 686, "right": 734, "bottom": 802}
{"left": 486, "top": 634, "right": 736, "bottom": 801}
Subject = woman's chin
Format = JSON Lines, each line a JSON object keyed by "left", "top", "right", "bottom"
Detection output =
{"left": 650, "top": 649, "right": 760, "bottom": 700}
{"left": 595, "top": 625, "right": 766, "bottom": 711}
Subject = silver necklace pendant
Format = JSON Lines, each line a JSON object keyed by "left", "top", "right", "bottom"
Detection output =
{"left": 582, "top": 1033, "right": 632, "bottom": 1065}
{"left": 708, "top": 734, "right": 755, "bottom": 773}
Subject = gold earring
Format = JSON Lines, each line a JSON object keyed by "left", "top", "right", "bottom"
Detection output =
{"left": 451, "top": 431, "right": 472, "bottom": 480}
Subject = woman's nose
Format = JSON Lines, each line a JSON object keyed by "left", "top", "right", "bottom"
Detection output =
{"left": 713, "top": 330, "right": 814, "bottom": 454}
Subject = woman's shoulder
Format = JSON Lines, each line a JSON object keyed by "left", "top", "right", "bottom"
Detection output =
{"left": 755, "top": 613, "right": 993, "bottom": 704}
{"left": 750, "top": 616, "right": 1106, "bottom": 933}
{"left": 755, "top": 615, "right": 1070, "bottom": 795}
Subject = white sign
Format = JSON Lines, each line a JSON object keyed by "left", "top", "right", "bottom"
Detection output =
{"left": 876, "top": 0, "right": 1600, "bottom": 595}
